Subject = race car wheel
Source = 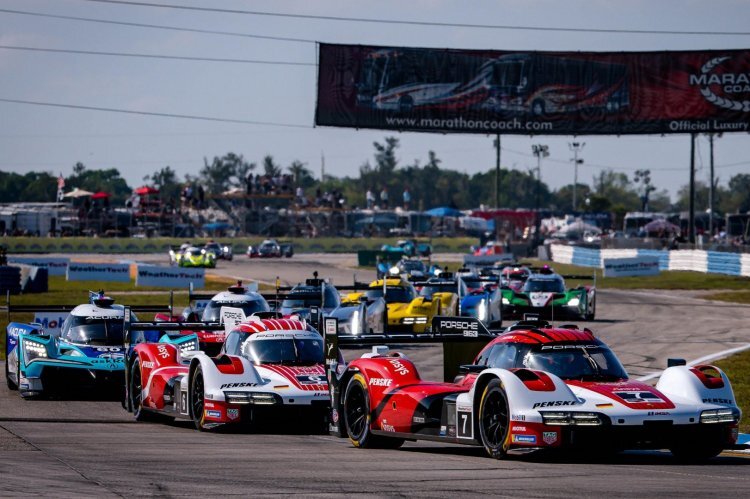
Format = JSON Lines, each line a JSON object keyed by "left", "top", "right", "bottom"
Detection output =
{"left": 585, "top": 297, "right": 596, "bottom": 321}
{"left": 670, "top": 438, "right": 724, "bottom": 462}
{"left": 478, "top": 379, "right": 510, "bottom": 459}
{"left": 5, "top": 355, "right": 18, "bottom": 390}
{"left": 344, "top": 374, "right": 404, "bottom": 449}
{"left": 191, "top": 367, "right": 208, "bottom": 431}
{"left": 130, "top": 359, "right": 167, "bottom": 422}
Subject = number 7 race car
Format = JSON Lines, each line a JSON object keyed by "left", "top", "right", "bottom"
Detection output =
{"left": 123, "top": 309, "right": 328, "bottom": 431}
{"left": 325, "top": 317, "right": 741, "bottom": 461}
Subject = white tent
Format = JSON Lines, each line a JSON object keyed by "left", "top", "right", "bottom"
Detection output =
{"left": 62, "top": 187, "right": 94, "bottom": 198}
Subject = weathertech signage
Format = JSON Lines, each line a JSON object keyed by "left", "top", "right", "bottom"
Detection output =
{"left": 315, "top": 43, "right": 750, "bottom": 135}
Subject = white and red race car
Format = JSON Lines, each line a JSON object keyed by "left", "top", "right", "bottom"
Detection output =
{"left": 124, "top": 312, "right": 328, "bottom": 431}
{"left": 329, "top": 318, "right": 741, "bottom": 461}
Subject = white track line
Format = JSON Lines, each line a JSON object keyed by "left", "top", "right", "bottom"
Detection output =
{"left": 637, "top": 343, "right": 750, "bottom": 382}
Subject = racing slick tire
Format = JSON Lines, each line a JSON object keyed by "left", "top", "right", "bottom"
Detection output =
{"left": 190, "top": 365, "right": 209, "bottom": 431}
{"left": 585, "top": 297, "right": 596, "bottom": 321}
{"left": 344, "top": 374, "right": 404, "bottom": 449}
{"left": 130, "top": 359, "right": 172, "bottom": 423}
{"left": 670, "top": 438, "right": 724, "bottom": 462}
{"left": 5, "top": 355, "right": 18, "bottom": 390}
{"left": 478, "top": 379, "right": 511, "bottom": 459}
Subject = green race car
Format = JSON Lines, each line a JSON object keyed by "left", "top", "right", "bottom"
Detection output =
{"left": 170, "top": 245, "right": 217, "bottom": 268}
{"left": 501, "top": 266, "right": 595, "bottom": 321}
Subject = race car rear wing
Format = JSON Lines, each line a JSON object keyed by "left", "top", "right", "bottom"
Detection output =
{"left": 323, "top": 315, "right": 498, "bottom": 436}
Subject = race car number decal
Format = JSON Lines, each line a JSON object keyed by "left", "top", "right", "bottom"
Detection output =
{"left": 456, "top": 410, "right": 473, "bottom": 439}
{"left": 296, "top": 375, "right": 326, "bottom": 385}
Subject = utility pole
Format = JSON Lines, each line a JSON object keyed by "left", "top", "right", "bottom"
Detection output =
{"left": 320, "top": 151, "right": 325, "bottom": 181}
{"left": 494, "top": 134, "right": 501, "bottom": 208}
{"left": 708, "top": 133, "right": 715, "bottom": 237}
{"left": 569, "top": 142, "right": 585, "bottom": 212}
{"left": 531, "top": 144, "right": 549, "bottom": 245}
{"left": 689, "top": 134, "right": 696, "bottom": 245}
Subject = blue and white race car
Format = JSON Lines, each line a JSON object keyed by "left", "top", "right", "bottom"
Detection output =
{"left": 5, "top": 293, "right": 164, "bottom": 398}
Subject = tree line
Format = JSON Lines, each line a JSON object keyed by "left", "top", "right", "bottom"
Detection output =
{"left": 1, "top": 136, "right": 749, "bottom": 218}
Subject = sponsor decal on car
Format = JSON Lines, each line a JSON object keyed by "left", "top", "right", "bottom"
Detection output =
{"left": 703, "top": 398, "right": 733, "bottom": 404}
{"left": 157, "top": 345, "right": 170, "bottom": 359}
{"left": 332, "top": 409, "right": 339, "bottom": 423}
{"left": 543, "top": 432, "right": 558, "bottom": 445}
{"left": 511, "top": 414, "right": 526, "bottom": 421}
{"left": 381, "top": 419, "right": 395, "bottom": 432}
{"left": 205, "top": 410, "right": 221, "bottom": 418}
{"left": 413, "top": 416, "right": 426, "bottom": 424}
{"left": 141, "top": 361, "right": 154, "bottom": 369}
{"left": 511, "top": 425, "right": 526, "bottom": 432}
{"left": 369, "top": 378, "right": 392, "bottom": 387}
{"left": 387, "top": 359, "right": 410, "bottom": 376}
{"left": 532, "top": 400, "right": 576, "bottom": 409}
{"left": 227, "top": 408, "right": 239, "bottom": 421}
{"left": 647, "top": 411, "right": 671, "bottom": 416}
{"left": 220, "top": 382, "right": 257, "bottom": 389}
{"left": 615, "top": 391, "right": 664, "bottom": 403}
{"left": 296, "top": 375, "right": 327, "bottom": 385}
{"left": 512, "top": 434, "right": 537, "bottom": 444}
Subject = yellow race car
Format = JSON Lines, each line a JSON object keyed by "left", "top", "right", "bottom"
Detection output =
{"left": 343, "top": 278, "right": 460, "bottom": 333}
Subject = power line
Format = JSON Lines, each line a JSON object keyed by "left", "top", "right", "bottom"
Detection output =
{"left": 0, "top": 98, "right": 312, "bottom": 128}
{"left": 0, "top": 8, "right": 316, "bottom": 44}
{"left": 0, "top": 44, "right": 314, "bottom": 66}
{"left": 83, "top": 0, "right": 750, "bottom": 36}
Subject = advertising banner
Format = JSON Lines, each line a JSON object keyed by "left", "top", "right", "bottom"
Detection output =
{"left": 602, "top": 256, "right": 661, "bottom": 278}
{"left": 32, "top": 311, "right": 69, "bottom": 335}
{"left": 66, "top": 262, "right": 131, "bottom": 282}
{"left": 135, "top": 265, "right": 205, "bottom": 288}
{"left": 316, "top": 43, "right": 750, "bottom": 135}
{"left": 8, "top": 257, "right": 69, "bottom": 276}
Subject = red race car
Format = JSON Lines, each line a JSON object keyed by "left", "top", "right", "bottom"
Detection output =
{"left": 326, "top": 317, "right": 741, "bottom": 461}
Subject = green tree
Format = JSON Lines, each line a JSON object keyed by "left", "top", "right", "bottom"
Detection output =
{"left": 722, "top": 174, "right": 750, "bottom": 213}
{"left": 262, "top": 155, "right": 281, "bottom": 177}
{"left": 66, "top": 164, "right": 131, "bottom": 203}
{"left": 0, "top": 171, "right": 58, "bottom": 202}
{"left": 144, "top": 166, "right": 181, "bottom": 202}
{"left": 288, "top": 160, "right": 315, "bottom": 189}
{"left": 373, "top": 137, "right": 399, "bottom": 176}
{"left": 200, "top": 152, "right": 254, "bottom": 194}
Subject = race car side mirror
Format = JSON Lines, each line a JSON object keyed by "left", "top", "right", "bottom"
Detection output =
{"left": 667, "top": 358, "right": 686, "bottom": 367}
{"left": 458, "top": 364, "right": 486, "bottom": 374}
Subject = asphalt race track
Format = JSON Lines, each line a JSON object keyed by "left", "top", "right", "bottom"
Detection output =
{"left": 2, "top": 255, "right": 749, "bottom": 496}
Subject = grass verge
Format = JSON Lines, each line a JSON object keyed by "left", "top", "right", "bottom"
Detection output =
{"left": 714, "top": 349, "right": 750, "bottom": 433}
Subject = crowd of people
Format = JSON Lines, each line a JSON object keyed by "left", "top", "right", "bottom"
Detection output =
{"left": 245, "top": 173, "right": 295, "bottom": 196}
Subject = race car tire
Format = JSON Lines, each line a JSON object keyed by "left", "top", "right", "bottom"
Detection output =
{"left": 585, "top": 297, "right": 596, "bottom": 321}
{"left": 130, "top": 359, "right": 170, "bottom": 422}
{"left": 478, "top": 379, "right": 511, "bottom": 459}
{"left": 344, "top": 374, "right": 404, "bottom": 449}
{"left": 670, "top": 440, "right": 724, "bottom": 462}
{"left": 5, "top": 355, "right": 18, "bottom": 390}
{"left": 190, "top": 366, "right": 208, "bottom": 431}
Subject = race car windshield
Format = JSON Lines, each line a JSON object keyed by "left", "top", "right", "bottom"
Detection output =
{"left": 463, "top": 277, "right": 494, "bottom": 288}
{"left": 521, "top": 346, "right": 628, "bottom": 381}
{"left": 523, "top": 279, "right": 564, "bottom": 293}
{"left": 419, "top": 284, "right": 455, "bottom": 298}
{"left": 202, "top": 299, "right": 270, "bottom": 321}
{"left": 61, "top": 316, "right": 125, "bottom": 346}
{"left": 242, "top": 337, "right": 324, "bottom": 366}
{"left": 188, "top": 248, "right": 202, "bottom": 256}
{"left": 366, "top": 287, "right": 416, "bottom": 303}
{"left": 400, "top": 261, "right": 426, "bottom": 272}
{"left": 282, "top": 295, "right": 322, "bottom": 309}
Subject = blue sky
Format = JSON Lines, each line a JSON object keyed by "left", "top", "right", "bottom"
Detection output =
{"left": 1, "top": 0, "right": 749, "bottom": 200}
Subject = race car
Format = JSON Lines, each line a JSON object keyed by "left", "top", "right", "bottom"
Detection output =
{"left": 247, "top": 239, "right": 294, "bottom": 258}
{"left": 459, "top": 273, "right": 503, "bottom": 328}
{"left": 204, "top": 241, "right": 233, "bottom": 261}
{"left": 172, "top": 282, "right": 270, "bottom": 356}
{"left": 278, "top": 277, "right": 341, "bottom": 320}
{"left": 377, "top": 258, "right": 441, "bottom": 281}
{"left": 501, "top": 267, "right": 595, "bottom": 321}
{"left": 5, "top": 292, "right": 167, "bottom": 398}
{"left": 380, "top": 239, "right": 432, "bottom": 258}
{"left": 499, "top": 265, "right": 532, "bottom": 292}
{"left": 169, "top": 245, "right": 217, "bottom": 268}
{"left": 331, "top": 318, "right": 741, "bottom": 461}
{"left": 124, "top": 313, "right": 329, "bottom": 431}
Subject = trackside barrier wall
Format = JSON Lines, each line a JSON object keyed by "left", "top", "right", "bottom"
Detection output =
{"left": 549, "top": 244, "right": 750, "bottom": 277}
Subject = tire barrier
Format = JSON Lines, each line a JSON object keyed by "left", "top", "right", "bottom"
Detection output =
{"left": 550, "top": 244, "right": 750, "bottom": 277}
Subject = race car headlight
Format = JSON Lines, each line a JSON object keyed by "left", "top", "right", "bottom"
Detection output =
{"left": 700, "top": 408, "right": 739, "bottom": 424}
{"left": 502, "top": 297, "right": 510, "bottom": 305}
{"left": 351, "top": 310, "right": 361, "bottom": 336}
{"left": 567, "top": 297, "right": 580, "bottom": 307}
{"left": 477, "top": 300, "right": 487, "bottom": 321}
{"left": 223, "top": 246, "right": 229, "bottom": 252}
{"left": 401, "top": 317, "right": 428, "bottom": 324}
{"left": 389, "top": 266, "right": 400, "bottom": 275}
{"left": 23, "top": 339, "right": 48, "bottom": 363}
{"left": 541, "top": 411, "right": 603, "bottom": 426}
{"left": 201, "top": 249, "right": 206, "bottom": 254}
{"left": 179, "top": 340, "right": 198, "bottom": 355}
{"left": 224, "top": 391, "right": 281, "bottom": 405}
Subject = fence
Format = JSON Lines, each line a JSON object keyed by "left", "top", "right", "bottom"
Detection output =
{"left": 549, "top": 244, "right": 750, "bottom": 277}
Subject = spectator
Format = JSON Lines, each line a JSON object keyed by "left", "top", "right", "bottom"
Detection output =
{"left": 295, "top": 186, "right": 304, "bottom": 205}
{"left": 380, "top": 187, "right": 389, "bottom": 209}
{"left": 246, "top": 173, "right": 253, "bottom": 195}
{"left": 402, "top": 187, "right": 411, "bottom": 210}
{"left": 366, "top": 189, "right": 375, "bottom": 209}
{"left": 197, "top": 185, "right": 205, "bottom": 209}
